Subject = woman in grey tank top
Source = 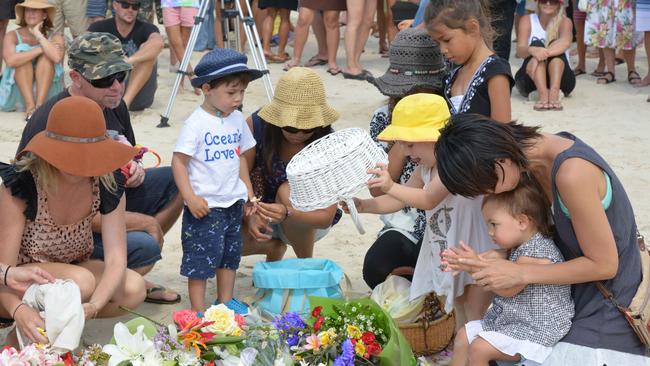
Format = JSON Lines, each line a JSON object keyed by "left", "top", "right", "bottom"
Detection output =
{"left": 433, "top": 114, "right": 649, "bottom": 364}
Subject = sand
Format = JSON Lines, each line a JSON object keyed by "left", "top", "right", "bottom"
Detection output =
{"left": 1, "top": 24, "right": 649, "bottom": 361}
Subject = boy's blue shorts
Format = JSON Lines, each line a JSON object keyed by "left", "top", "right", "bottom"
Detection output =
{"left": 180, "top": 200, "right": 244, "bottom": 279}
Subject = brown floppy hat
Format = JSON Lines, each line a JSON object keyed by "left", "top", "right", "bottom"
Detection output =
{"left": 18, "top": 96, "right": 139, "bottom": 177}
{"left": 15, "top": 0, "right": 56, "bottom": 28}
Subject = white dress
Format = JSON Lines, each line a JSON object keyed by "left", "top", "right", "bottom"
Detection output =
{"left": 410, "top": 166, "right": 497, "bottom": 312}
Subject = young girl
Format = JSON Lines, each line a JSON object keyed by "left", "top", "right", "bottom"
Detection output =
{"left": 259, "top": 0, "right": 297, "bottom": 63}
{"left": 442, "top": 181, "right": 574, "bottom": 366}
{"left": 350, "top": 93, "right": 496, "bottom": 326}
{"left": 424, "top": 0, "right": 514, "bottom": 122}
{"left": 172, "top": 49, "right": 264, "bottom": 314}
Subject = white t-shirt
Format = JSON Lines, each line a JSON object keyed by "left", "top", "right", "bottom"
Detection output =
{"left": 174, "top": 107, "right": 256, "bottom": 208}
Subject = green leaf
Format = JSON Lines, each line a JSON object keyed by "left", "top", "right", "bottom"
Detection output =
{"left": 116, "top": 361, "right": 133, "bottom": 366}
{"left": 206, "top": 335, "right": 246, "bottom": 345}
{"left": 201, "top": 351, "right": 217, "bottom": 361}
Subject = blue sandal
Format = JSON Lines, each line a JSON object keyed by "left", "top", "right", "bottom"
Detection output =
{"left": 214, "top": 298, "right": 250, "bottom": 315}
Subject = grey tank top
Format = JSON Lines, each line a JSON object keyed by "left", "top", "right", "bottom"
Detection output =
{"left": 551, "top": 132, "right": 643, "bottom": 355}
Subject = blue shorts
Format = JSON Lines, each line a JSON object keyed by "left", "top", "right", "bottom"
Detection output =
{"left": 92, "top": 166, "right": 178, "bottom": 268}
{"left": 180, "top": 200, "right": 244, "bottom": 279}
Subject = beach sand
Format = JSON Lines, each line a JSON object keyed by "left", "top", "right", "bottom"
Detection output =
{"left": 1, "top": 24, "right": 649, "bottom": 362}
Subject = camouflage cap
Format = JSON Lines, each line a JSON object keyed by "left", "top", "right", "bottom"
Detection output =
{"left": 68, "top": 32, "right": 132, "bottom": 80}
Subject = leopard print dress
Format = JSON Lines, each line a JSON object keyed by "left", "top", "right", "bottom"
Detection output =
{"left": 18, "top": 174, "right": 101, "bottom": 265}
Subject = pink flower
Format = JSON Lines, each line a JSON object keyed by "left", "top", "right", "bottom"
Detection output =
{"left": 173, "top": 309, "right": 199, "bottom": 329}
{"left": 235, "top": 314, "right": 246, "bottom": 328}
{"left": 304, "top": 334, "right": 321, "bottom": 351}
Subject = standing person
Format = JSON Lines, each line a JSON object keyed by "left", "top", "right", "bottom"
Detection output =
{"left": 443, "top": 182, "right": 574, "bottom": 366}
{"left": 284, "top": 1, "right": 344, "bottom": 75}
{"left": 341, "top": 0, "right": 375, "bottom": 80}
{"left": 434, "top": 114, "right": 650, "bottom": 364}
{"left": 363, "top": 28, "right": 448, "bottom": 289}
{"left": 0, "top": 0, "right": 22, "bottom": 75}
{"left": 636, "top": 0, "right": 650, "bottom": 100}
{"left": 162, "top": 0, "right": 200, "bottom": 93}
{"left": 0, "top": 0, "right": 64, "bottom": 119}
{"left": 243, "top": 67, "right": 340, "bottom": 260}
{"left": 425, "top": 0, "right": 514, "bottom": 122}
{"left": 571, "top": 0, "right": 587, "bottom": 76}
{"left": 50, "top": 0, "right": 89, "bottom": 38}
{"left": 172, "top": 49, "right": 263, "bottom": 313}
{"left": 259, "top": 0, "right": 297, "bottom": 63}
{"left": 88, "top": 0, "right": 164, "bottom": 111}
{"left": 0, "top": 96, "right": 146, "bottom": 347}
{"left": 584, "top": 0, "right": 642, "bottom": 85}
{"left": 17, "top": 32, "right": 183, "bottom": 305}
{"left": 515, "top": 0, "right": 574, "bottom": 111}
{"left": 350, "top": 94, "right": 496, "bottom": 328}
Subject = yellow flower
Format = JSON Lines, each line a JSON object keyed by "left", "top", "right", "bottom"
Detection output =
{"left": 354, "top": 341, "right": 366, "bottom": 357}
{"left": 202, "top": 304, "right": 238, "bottom": 336}
{"left": 318, "top": 331, "right": 331, "bottom": 347}
{"left": 346, "top": 325, "right": 361, "bottom": 339}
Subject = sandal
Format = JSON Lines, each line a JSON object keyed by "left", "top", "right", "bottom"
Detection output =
{"left": 628, "top": 70, "right": 642, "bottom": 85}
{"left": 549, "top": 100, "right": 564, "bottom": 111}
{"left": 342, "top": 71, "right": 368, "bottom": 80}
{"left": 533, "top": 101, "right": 550, "bottom": 111}
{"left": 215, "top": 298, "right": 250, "bottom": 315}
{"left": 590, "top": 70, "right": 606, "bottom": 77}
{"left": 145, "top": 286, "right": 181, "bottom": 304}
{"left": 597, "top": 71, "right": 616, "bottom": 84}
{"left": 304, "top": 55, "right": 328, "bottom": 67}
{"left": 282, "top": 61, "right": 299, "bottom": 72}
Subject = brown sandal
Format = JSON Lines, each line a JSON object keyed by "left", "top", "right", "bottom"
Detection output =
{"left": 597, "top": 71, "right": 616, "bottom": 84}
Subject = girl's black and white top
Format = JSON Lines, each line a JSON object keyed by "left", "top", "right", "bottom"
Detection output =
{"left": 481, "top": 232, "right": 574, "bottom": 347}
{"left": 443, "top": 54, "right": 514, "bottom": 117}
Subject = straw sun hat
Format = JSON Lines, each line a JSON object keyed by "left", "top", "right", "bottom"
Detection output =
{"left": 258, "top": 67, "right": 339, "bottom": 130}
{"left": 18, "top": 97, "right": 139, "bottom": 177}
{"left": 370, "top": 28, "right": 447, "bottom": 97}
{"left": 15, "top": 0, "right": 56, "bottom": 28}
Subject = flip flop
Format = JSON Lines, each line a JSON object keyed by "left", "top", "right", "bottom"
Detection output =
{"left": 327, "top": 67, "right": 341, "bottom": 76}
{"left": 342, "top": 71, "right": 368, "bottom": 80}
{"left": 533, "top": 101, "right": 550, "bottom": 111}
{"left": 573, "top": 68, "right": 586, "bottom": 76}
{"left": 145, "top": 286, "right": 181, "bottom": 304}
{"left": 549, "top": 100, "right": 564, "bottom": 111}
{"left": 304, "top": 55, "right": 328, "bottom": 67}
{"left": 283, "top": 61, "right": 299, "bottom": 72}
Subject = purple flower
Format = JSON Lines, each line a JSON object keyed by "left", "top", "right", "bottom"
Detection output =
{"left": 334, "top": 338, "right": 355, "bottom": 366}
{"left": 272, "top": 312, "right": 307, "bottom": 347}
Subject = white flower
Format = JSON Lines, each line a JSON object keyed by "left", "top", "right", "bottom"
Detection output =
{"left": 102, "top": 323, "right": 162, "bottom": 366}
{"left": 202, "top": 304, "right": 238, "bottom": 336}
{"left": 176, "top": 351, "right": 199, "bottom": 366}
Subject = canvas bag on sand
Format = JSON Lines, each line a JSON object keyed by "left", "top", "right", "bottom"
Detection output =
{"left": 252, "top": 258, "right": 347, "bottom": 318}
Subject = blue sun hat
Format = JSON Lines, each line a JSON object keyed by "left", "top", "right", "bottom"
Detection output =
{"left": 191, "top": 48, "right": 267, "bottom": 88}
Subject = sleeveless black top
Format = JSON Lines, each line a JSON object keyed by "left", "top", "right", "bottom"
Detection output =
{"left": 551, "top": 132, "right": 643, "bottom": 354}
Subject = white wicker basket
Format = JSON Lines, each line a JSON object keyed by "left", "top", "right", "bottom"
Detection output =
{"left": 286, "top": 128, "right": 388, "bottom": 234}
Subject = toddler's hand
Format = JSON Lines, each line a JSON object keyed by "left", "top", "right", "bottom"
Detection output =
{"left": 367, "top": 163, "right": 394, "bottom": 193}
{"left": 244, "top": 196, "right": 259, "bottom": 217}
{"left": 340, "top": 197, "right": 363, "bottom": 214}
{"left": 441, "top": 241, "right": 481, "bottom": 274}
{"left": 187, "top": 195, "right": 210, "bottom": 219}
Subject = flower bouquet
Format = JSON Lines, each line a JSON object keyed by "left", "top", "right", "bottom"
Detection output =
{"left": 0, "top": 344, "right": 67, "bottom": 365}
{"left": 271, "top": 297, "right": 416, "bottom": 366}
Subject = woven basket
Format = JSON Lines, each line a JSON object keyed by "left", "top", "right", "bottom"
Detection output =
{"left": 399, "top": 293, "right": 455, "bottom": 356}
{"left": 286, "top": 128, "right": 388, "bottom": 234}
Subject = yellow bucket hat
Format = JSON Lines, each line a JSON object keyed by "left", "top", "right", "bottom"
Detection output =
{"left": 377, "top": 93, "right": 450, "bottom": 142}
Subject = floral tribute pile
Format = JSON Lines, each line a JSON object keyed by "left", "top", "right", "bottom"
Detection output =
{"left": 0, "top": 298, "right": 416, "bottom": 366}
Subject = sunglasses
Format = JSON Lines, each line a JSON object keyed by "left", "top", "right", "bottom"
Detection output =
{"left": 83, "top": 71, "right": 128, "bottom": 88}
{"left": 541, "top": 0, "right": 561, "bottom": 4}
{"left": 116, "top": 0, "right": 140, "bottom": 10}
{"left": 282, "top": 126, "right": 318, "bottom": 134}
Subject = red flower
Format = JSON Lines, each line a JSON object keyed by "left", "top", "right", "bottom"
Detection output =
{"left": 366, "top": 342, "right": 382, "bottom": 356}
{"left": 361, "top": 331, "right": 376, "bottom": 345}
{"left": 313, "top": 316, "right": 325, "bottom": 332}
{"left": 205, "top": 362, "right": 215, "bottom": 366}
{"left": 62, "top": 352, "right": 74, "bottom": 366}
{"left": 172, "top": 309, "right": 199, "bottom": 329}
{"left": 311, "top": 306, "right": 323, "bottom": 318}
{"left": 235, "top": 314, "right": 246, "bottom": 328}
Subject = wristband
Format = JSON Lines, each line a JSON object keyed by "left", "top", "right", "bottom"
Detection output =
{"left": 3, "top": 265, "right": 10, "bottom": 286}
{"left": 11, "top": 303, "right": 25, "bottom": 319}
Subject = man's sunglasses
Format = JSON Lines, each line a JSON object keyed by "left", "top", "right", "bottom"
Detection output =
{"left": 282, "top": 126, "right": 318, "bottom": 134}
{"left": 84, "top": 71, "right": 128, "bottom": 88}
{"left": 116, "top": 0, "right": 140, "bottom": 10}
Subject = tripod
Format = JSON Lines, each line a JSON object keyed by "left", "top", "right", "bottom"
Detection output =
{"left": 158, "top": 0, "right": 273, "bottom": 128}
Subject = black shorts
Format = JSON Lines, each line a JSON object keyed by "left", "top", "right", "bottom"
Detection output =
{"left": 515, "top": 39, "right": 576, "bottom": 97}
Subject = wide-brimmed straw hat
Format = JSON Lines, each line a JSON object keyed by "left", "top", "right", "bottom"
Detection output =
{"left": 18, "top": 96, "right": 139, "bottom": 177}
{"left": 258, "top": 67, "right": 339, "bottom": 130}
{"left": 377, "top": 94, "right": 450, "bottom": 142}
{"left": 15, "top": 0, "right": 56, "bottom": 28}
{"left": 370, "top": 28, "right": 447, "bottom": 97}
{"left": 191, "top": 48, "right": 267, "bottom": 88}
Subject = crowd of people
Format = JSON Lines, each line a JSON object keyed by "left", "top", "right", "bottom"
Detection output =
{"left": 0, "top": 0, "right": 648, "bottom": 365}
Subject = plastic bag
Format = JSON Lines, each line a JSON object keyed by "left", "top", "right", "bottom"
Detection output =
{"left": 371, "top": 275, "right": 424, "bottom": 325}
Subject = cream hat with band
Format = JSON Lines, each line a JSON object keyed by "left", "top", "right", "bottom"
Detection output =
{"left": 258, "top": 67, "right": 339, "bottom": 130}
{"left": 377, "top": 94, "right": 450, "bottom": 142}
{"left": 15, "top": 0, "right": 56, "bottom": 28}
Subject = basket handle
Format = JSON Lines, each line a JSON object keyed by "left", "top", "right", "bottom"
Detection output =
{"left": 344, "top": 197, "right": 365, "bottom": 235}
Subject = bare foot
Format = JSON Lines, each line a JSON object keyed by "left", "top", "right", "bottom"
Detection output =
{"left": 634, "top": 75, "right": 650, "bottom": 88}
